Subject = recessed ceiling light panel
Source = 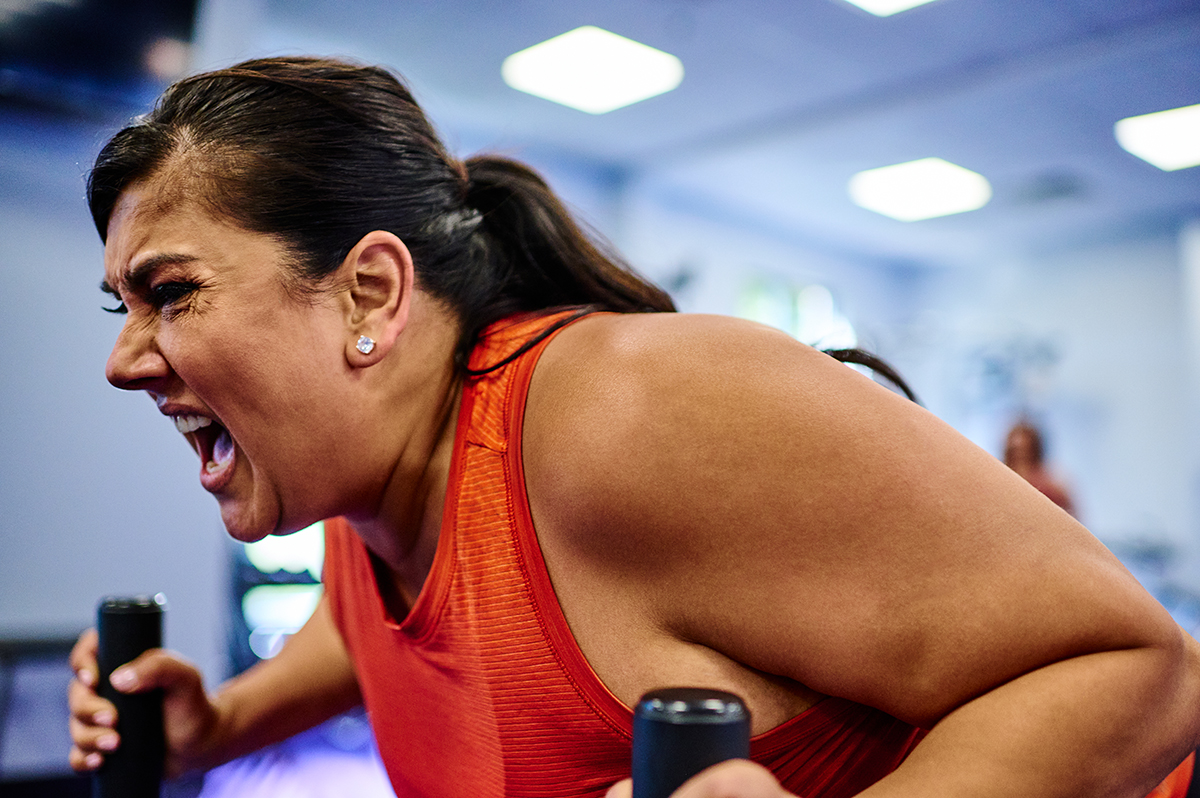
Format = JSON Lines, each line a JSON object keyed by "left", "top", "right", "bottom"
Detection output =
{"left": 1114, "top": 103, "right": 1200, "bottom": 171}
{"left": 502, "top": 25, "right": 684, "bottom": 114}
{"left": 840, "top": 0, "right": 941, "bottom": 17}
{"left": 849, "top": 157, "right": 993, "bottom": 221}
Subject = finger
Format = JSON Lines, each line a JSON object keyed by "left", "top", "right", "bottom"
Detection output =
{"left": 606, "top": 777, "right": 633, "bottom": 798}
{"left": 671, "top": 760, "right": 793, "bottom": 798}
{"left": 68, "top": 677, "right": 116, "bottom": 727}
{"left": 69, "top": 628, "right": 99, "bottom": 688}
{"left": 110, "top": 649, "right": 201, "bottom": 696}
{"left": 69, "top": 714, "right": 120, "bottom": 755}
{"left": 69, "top": 745, "right": 105, "bottom": 773}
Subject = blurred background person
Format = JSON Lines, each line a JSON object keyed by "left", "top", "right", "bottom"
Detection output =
{"left": 1003, "top": 419, "right": 1075, "bottom": 516}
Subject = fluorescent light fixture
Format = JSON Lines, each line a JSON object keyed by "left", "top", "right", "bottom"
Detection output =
{"left": 840, "top": 0, "right": 940, "bottom": 16}
{"left": 849, "top": 157, "right": 992, "bottom": 221}
{"left": 1114, "top": 103, "right": 1200, "bottom": 171}
{"left": 502, "top": 26, "right": 683, "bottom": 114}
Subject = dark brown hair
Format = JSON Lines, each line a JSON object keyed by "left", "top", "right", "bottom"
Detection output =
{"left": 87, "top": 56, "right": 675, "bottom": 369}
{"left": 88, "top": 56, "right": 917, "bottom": 398}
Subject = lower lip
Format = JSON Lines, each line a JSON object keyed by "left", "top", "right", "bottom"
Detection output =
{"left": 198, "top": 447, "right": 236, "bottom": 493}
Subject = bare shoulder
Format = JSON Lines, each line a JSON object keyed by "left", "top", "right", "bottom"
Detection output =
{"left": 523, "top": 310, "right": 927, "bottom": 549}
{"left": 531, "top": 310, "right": 838, "bottom": 391}
{"left": 520, "top": 309, "right": 943, "bottom": 601}
{"left": 522, "top": 311, "right": 1172, "bottom": 727}
{"left": 525, "top": 310, "right": 879, "bottom": 447}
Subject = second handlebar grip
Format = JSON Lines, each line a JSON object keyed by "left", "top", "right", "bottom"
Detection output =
{"left": 95, "top": 594, "right": 166, "bottom": 798}
{"left": 632, "top": 687, "right": 751, "bottom": 798}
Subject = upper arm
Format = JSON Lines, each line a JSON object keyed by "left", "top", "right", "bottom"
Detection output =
{"left": 523, "top": 313, "right": 1178, "bottom": 728}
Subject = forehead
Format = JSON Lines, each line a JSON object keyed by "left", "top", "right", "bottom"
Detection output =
{"left": 102, "top": 178, "right": 279, "bottom": 286}
{"left": 106, "top": 173, "right": 209, "bottom": 241}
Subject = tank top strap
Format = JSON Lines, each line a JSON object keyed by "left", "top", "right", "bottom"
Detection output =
{"left": 460, "top": 308, "right": 600, "bottom": 454}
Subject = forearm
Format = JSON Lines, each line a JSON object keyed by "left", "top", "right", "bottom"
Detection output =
{"left": 186, "top": 596, "right": 361, "bottom": 771}
{"left": 862, "top": 636, "right": 1200, "bottom": 798}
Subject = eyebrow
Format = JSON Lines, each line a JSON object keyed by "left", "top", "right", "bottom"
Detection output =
{"left": 99, "top": 252, "right": 199, "bottom": 297}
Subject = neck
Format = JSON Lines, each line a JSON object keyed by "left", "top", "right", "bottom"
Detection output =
{"left": 343, "top": 294, "right": 463, "bottom": 602}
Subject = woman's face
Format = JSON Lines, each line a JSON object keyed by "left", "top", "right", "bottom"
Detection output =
{"left": 102, "top": 178, "right": 355, "bottom": 542}
{"left": 1004, "top": 429, "right": 1038, "bottom": 469}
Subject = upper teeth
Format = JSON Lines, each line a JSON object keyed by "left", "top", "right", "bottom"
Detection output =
{"left": 174, "top": 415, "right": 214, "bottom": 434}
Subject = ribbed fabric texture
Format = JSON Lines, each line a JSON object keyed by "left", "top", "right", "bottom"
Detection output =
{"left": 324, "top": 310, "right": 923, "bottom": 797}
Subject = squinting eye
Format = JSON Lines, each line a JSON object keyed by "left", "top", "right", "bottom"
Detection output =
{"left": 151, "top": 282, "right": 197, "bottom": 309}
{"left": 102, "top": 301, "right": 128, "bottom": 314}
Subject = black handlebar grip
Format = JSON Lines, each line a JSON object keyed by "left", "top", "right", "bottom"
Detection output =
{"left": 94, "top": 594, "right": 166, "bottom": 798}
{"left": 632, "top": 687, "right": 751, "bottom": 798}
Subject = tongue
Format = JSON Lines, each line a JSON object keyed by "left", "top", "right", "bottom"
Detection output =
{"left": 207, "top": 427, "right": 234, "bottom": 472}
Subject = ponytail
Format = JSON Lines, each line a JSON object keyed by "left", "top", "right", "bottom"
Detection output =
{"left": 454, "top": 156, "right": 675, "bottom": 371}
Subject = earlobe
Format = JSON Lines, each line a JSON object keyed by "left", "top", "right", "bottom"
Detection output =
{"left": 340, "top": 230, "right": 414, "bottom": 367}
{"left": 347, "top": 333, "right": 380, "bottom": 368}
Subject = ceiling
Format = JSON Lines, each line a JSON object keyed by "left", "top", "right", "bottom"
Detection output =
{"left": 254, "top": 0, "right": 1200, "bottom": 270}
{"left": 10, "top": 0, "right": 1200, "bottom": 270}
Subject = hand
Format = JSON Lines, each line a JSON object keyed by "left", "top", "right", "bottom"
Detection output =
{"left": 606, "top": 760, "right": 796, "bottom": 798}
{"left": 68, "top": 628, "right": 221, "bottom": 777}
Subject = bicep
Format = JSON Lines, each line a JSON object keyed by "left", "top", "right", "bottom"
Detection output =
{"left": 696, "top": 399, "right": 1152, "bottom": 726}
{"left": 529, "top": 315, "right": 1173, "bottom": 728}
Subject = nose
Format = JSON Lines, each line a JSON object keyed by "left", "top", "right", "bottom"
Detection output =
{"left": 106, "top": 317, "right": 170, "bottom": 391}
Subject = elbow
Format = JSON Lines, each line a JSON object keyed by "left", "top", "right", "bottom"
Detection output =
{"left": 1137, "top": 624, "right": 1200, "bottom": 754}
{"left": 1175, "top": 631, "right": 1200, "bottom": 749}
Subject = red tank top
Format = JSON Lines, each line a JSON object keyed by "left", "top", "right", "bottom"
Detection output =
{"left": 323, "top": 310, "right": 923, "bottom": 797}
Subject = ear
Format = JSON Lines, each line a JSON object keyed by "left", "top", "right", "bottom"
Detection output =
{"left": 339, "top": 230, "right": 415, "bottom": 366}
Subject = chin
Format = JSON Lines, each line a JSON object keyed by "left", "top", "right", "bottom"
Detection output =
{"left": 218, "top": 502, "right": 278, "bottom": 544}
{"left": 222, "top": 524, "right": 273, "bottom": 544}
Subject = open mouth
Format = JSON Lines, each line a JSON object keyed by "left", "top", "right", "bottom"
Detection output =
{"left": 173, "top": 414, "right": 235, "bottom": 482}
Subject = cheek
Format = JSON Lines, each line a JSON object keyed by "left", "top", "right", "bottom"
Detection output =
{"left": 164, "top": 302, "right": 348, "bottom": 426}
{"left": 163, "top": 324, "right": 267, "bottom": 411}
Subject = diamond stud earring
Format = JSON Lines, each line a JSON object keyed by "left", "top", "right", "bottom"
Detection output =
{"left": 356, "top": 335, "right": 376, "bottom": 355}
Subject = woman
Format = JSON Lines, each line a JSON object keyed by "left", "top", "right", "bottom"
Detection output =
{"left": 68, "top": 57, "right": 1200, "bottom": 797}
{"left": 1003, "top": 420, "right": 1075, "bottom": 516}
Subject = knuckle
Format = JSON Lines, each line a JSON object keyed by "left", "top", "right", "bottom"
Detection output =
{"left": 68, "top": 688, "right": 100, "bottom": 717}
{"left": 68, "top": 677, "right": 91, "bottom": 701}
{"left": 69, "top": 724, "right": 97, "bottom": 751}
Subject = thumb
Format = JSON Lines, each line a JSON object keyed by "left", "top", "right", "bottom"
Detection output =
{"left": 109, "top": 649, "right": 202, "bottom": 697}
{"left": 608, "top": 761, "right": 795, "bottom": 798}
{"left": 607, "top": 777, "right": 632, "bottom": 798}
{"left": 671, "top": 760, "right": 794, "bottom": 798}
